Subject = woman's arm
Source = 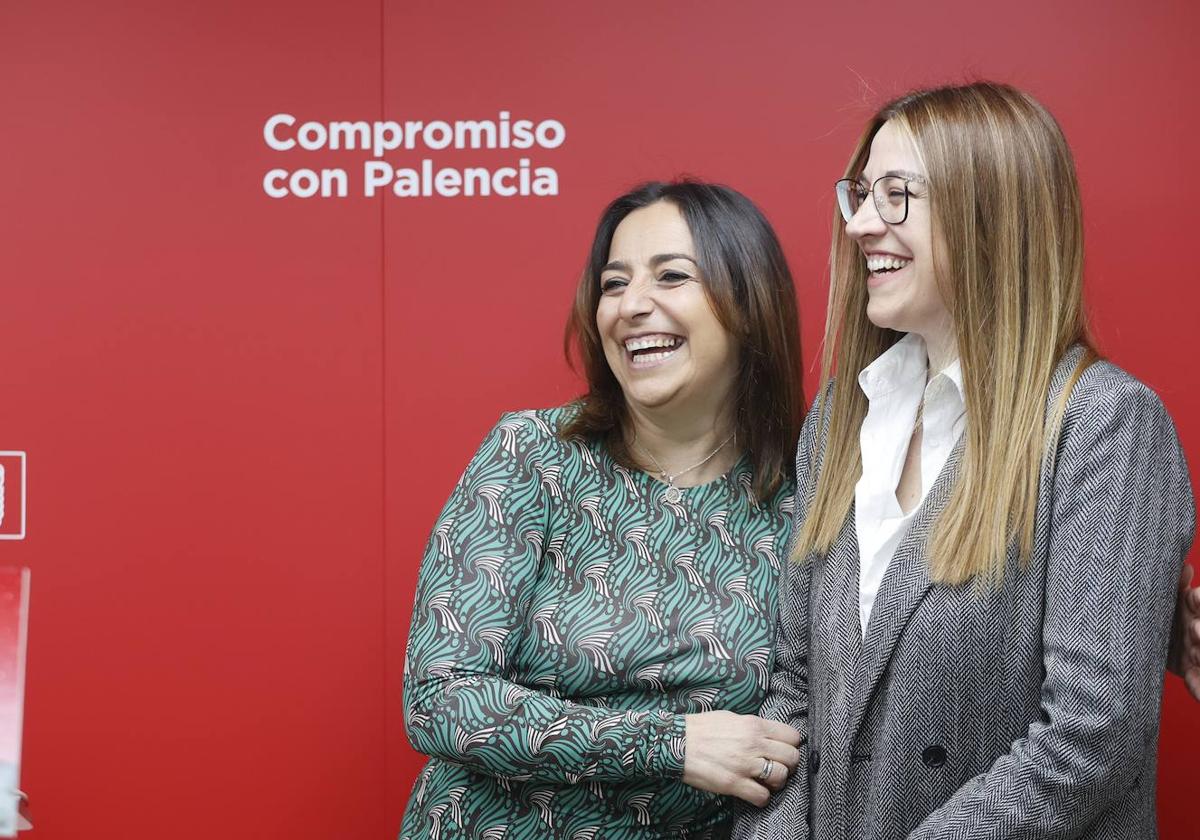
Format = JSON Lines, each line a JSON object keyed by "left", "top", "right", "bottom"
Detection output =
{"left": 908, "top": 376, "right": 1196, "bottom": 839}
{"left": 756, "top": 393, "right": 827, "bottom": 734}
{"left": 404, "top": 413, "right": 684, "bottom": 784}
{"left": 730, "top": 393, "right": 828, "bottom": 838}
{"left": 753, "top": 542, "right": 812, "bottom": 731}
{"left": 1168, "top": 563, "right": 1200, "bottom": 699}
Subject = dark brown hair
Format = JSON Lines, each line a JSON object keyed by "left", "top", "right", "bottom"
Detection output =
{"left": 560, "top": 180, "right": 803, "bottom": 502}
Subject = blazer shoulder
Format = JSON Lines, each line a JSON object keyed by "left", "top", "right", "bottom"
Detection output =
{"left": 1060, "top": 357, "right": 1171, "bottom": 427}
{"left": 1051, "top": 357, "right": 1189, "bottom": 483}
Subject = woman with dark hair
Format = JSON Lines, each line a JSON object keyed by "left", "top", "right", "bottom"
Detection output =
{"left": 399, "top": 181, "right": 806, "bottom": 838}
{"left": 734, "top": 81, "right": 1196, "bottom": 839}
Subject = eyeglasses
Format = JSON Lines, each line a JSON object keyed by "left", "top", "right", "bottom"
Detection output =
{"left": 834, "top": 174, "right": 927, "bottom": 225}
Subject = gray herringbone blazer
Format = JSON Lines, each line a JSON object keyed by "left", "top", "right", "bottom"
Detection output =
{"left": 732, "top": 347, "right": 1195, "bottom": 840}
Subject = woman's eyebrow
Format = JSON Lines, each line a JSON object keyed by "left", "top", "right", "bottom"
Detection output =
{"left": 650, "top": 253, "right": 699, "bottom": 267}
{"left": 859, "top": 169, "right": 924, "bottom": 182}
{"left": 601, "top": 254, "right": 698, "bottom": 274}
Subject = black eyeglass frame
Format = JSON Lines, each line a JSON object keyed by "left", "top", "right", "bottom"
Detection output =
{"left": 834, "top": 174, "right": 928, "bottom": 225}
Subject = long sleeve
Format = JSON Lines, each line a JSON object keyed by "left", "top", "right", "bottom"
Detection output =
{"left": 731, "top": 395, "right": 826, "bottom": 839}
{"left": 907, "top": 378, "right": 1196, "bottom": 838}
{"left": 403, "top": 412, "right": 685, "bottom": 785}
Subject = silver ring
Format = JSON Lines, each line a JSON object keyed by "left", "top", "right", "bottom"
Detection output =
{"left": 756, "top": 758, "right": 775, "bottom": 782}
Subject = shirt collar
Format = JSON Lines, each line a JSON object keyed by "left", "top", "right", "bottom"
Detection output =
{"left": 937, "top": 357, "right": 965, "bottom": 403}
{"left": 858, "top": 333, "right": 966, "bottom": 406}
{"left": 858, "top": 332, "right": 928, "bottom": 400}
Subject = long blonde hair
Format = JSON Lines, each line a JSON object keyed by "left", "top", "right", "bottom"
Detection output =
{"left": 794, "top": 82, "right": 1096, "bottom": 585}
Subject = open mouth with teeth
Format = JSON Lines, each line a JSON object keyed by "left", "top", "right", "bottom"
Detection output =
{"left": 866, "top": 255, "right": 912, "bottom": 276}
{"left": 624, "top": 334, "right": 685, "bottom": 368}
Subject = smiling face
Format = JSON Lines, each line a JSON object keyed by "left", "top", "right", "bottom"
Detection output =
{"left": 595, "top": 200, "right": 739, "bottom": 425}
{"left": 846, "top": 120, "right": 955, "bottom": 353}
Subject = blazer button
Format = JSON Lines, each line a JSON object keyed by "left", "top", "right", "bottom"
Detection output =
{"left": 809, "top": 748, "right": 821, "bottom": 775}
{"left": 921, "top": 745, "right": 947, "bottom": 768}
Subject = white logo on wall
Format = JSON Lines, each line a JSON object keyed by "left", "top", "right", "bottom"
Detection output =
{"left": 0, "top": 453, "right": 26, "bottom": 541}
{"left": 262, "top": 111, "right": 565, "bottom": 199}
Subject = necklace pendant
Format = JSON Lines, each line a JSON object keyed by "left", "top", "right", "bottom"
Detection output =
{"left": 663, "top": 485, "right": 682, "bottom": 505}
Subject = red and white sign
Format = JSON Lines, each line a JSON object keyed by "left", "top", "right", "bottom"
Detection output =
{"left": 0, "top": 456, "right": 24, "bottom": 542}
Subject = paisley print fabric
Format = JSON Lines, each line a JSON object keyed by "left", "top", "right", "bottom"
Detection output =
{"left": 399, "top": 407, "right": 794, "bottom": 839}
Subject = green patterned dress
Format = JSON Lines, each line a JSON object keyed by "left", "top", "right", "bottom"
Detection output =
{"left": 400, "top": 407, "right": 794, "bottom": 838}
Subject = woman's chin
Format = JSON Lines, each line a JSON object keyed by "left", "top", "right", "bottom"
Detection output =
{"left": 622, "top": 384, "right": 682, "bottom": 414}
{"left": 865, "top": 300, "right": 900, "bottom": 332}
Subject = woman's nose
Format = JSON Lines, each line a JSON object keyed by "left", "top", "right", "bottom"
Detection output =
{"left": 617, "top": 275, "right": 655, "bottom": 319}
{"left": 845, "top": 196, "right": 887, "bottom": 240}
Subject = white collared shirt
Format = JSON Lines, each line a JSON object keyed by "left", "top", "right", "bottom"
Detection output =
{"left": 854, "top": 333, "right": 966, "bottom": 637}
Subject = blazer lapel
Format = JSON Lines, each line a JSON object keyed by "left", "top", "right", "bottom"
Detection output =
{"left": 821, "top": 507, "right": 865, "bottom": 714}
{"left": 838, "top": 344, "right": 1089, "bottom": 747}
{"left": 844, "top": 437, "right": 965, "bottom": 744}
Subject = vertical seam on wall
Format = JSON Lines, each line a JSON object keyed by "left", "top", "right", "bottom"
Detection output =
{"left": 379, "top": 0, "right": 389, "bottom": 832}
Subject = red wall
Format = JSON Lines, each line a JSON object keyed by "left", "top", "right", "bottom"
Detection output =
{"left": 1, "top": 1, "right": 1195, "bottom": 837}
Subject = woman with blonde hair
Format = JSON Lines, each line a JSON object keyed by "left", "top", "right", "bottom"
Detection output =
{"left": 734, "top": 82, "right": 1195, "bottom": 838}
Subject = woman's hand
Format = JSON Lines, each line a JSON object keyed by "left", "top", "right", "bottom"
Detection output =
{"left": 682, "top": 711, "right": 802, "bottom": 807}
{"left": 1169, "top": 563, "right": 1200, "bottom": 701}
